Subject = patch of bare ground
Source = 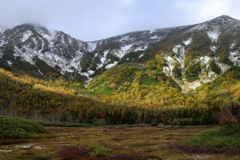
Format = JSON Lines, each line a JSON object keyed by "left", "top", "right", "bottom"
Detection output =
{"left": 0, "top": 126, "right": 240, "bottom": 159}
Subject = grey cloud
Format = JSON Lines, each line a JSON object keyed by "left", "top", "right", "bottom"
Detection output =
{"left": 0, "top": 0, "right": 240, "bottom": 41}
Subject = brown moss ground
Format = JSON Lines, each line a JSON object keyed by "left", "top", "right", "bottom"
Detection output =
{"left": 0, "top": 126, "right": 240, "bottom": 160}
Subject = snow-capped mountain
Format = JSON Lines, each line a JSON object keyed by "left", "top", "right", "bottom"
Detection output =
{"left": 1, "top": 23, "right": 89, "bottom": 73}
{"left": 1, "top": 15, "right": 240, "bottom": 91}
{"left": 0, "top": 23, "right": 181, "bottom": 81}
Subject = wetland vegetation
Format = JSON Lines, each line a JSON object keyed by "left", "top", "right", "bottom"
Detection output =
{"left": 3, "top": 125, "right": 240, "bottom": 160}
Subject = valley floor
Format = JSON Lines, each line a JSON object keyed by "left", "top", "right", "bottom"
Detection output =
{"left": 0, "top": 126, "right": 239, "bottom": 160}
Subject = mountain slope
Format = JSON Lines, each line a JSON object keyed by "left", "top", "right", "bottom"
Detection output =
{"left": 1, "top": 15, "right": 240, "bottom": 91}
{"left": 0, "top": 23, "right": 177, "bottom": 81}
{"left": 88, "top": 15, "right": 240, "bottom": 92}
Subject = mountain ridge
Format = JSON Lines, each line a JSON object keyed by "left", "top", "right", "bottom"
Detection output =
{"left": 1, "top": 15, "right": 240, "bottom": 92}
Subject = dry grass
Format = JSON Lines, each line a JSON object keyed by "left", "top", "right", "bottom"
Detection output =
{"left": 0, "top": 126, "right": 240, "bottom": 160}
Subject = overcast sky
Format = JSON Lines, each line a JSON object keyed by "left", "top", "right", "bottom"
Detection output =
{"left": 0, "top": 0, "right": 240, "bottom": 41}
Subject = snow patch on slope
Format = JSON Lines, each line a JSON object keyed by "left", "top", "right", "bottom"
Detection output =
{"left": 118, "top": 35, "right": 130, "bottom": 42}
{"left": 105, "top": 61, "right": 118, "bottom": 69}
{"left": 230, "top": 43, "right": 236, "bottom": 49}
{"left": 150, "top": 35, "right": 158, "bottom": 39}
{"left": 105, "top": 43, "right": 149, "bottom": 64}
{"left": 111, "top": 45, "right": 132, "bottom": 59}
{"left": 214, "top": 58, "right": 231, "bottom": 73}
{"left": 14, "top": 47, "right": 35, "bottom": 65}
{"left": 172, "top": 44, "right": 186, "bottom": 64}
{"left": 42, "top": 31, "right": 53, "bottom": 42}
{"left": 38, "top": 50, "right": 84, "bottom": 73}
{"left": 207, "top": 71, "right": 218, "bottom": 79}
{"left": 0, "top": 40, "right": 7, "bottom": 46}
{"left": 101, "top": 50, "right": 109, "bottom": 64}
{"left": 183, "top": 38, "right": 192, "bottom": 46}
{"left": 200, "top": 56, "right": 211, "bottom": 64}
{"left": 34, "top": 27, "right": 53, "bottom": 41}
{"left": 7, "top": 60, "right": 12, "bottom": 66}
{"left": 87, "top": 42, "right": 98, "bottom": 52}
{"left": 183, "top": 81, "right": 202, "bottom": 91}
{"left": 134, "top": 45, "right": 148, "bottom": 51}
{"left": 186, "top": 23, "right": 207, "bottom": 33}
{"left": 207, "top": 30, "right": 220, "bottom": 42}
{"left": 139, "top": 53, "right": 144, "bottom": 59}
{"left": 229, "top": 50, "right": 240, "bottom": 65}
{"left": 14, "top": 46, "right": 84, "bottom": 74}
{"left": 163, "top": 56, "right": 177, "bottom": 76}
{"left": 228, "top": 42, "right": 240, "bottom": 65}
{"left": 200, "top": 56, "right": 211, "bottom": 68}
{"left": 0, "top": 49, "right": 3, "bottom": 58}
{"left": 21, "top": 30, "right": 33, "bottom": 42}
{"left": 95, "top": 50, "right": 110, "bottom": 69}
{"left": 71, "top": 51, "right": 83, "bottom": 69}
{"left": 210, "top": 46, "right": 217, "bottom": 52}
{"left": 80, "top": 70, "right": 95, "bottom": 84}
{"left": 122, "top": 44, "right": 132, "bottom": 53}
{"left": 149, "top": 29, "right": 156, "bottom": 34}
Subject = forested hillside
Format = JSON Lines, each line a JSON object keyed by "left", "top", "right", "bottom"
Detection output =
{"left": 3, "top": 65, "right": 239, "bottom": 125}
{"left": 0, "top": 68, "right": 173, "bottom": 125}
{"left": 87, "top": 53, "right": 240, "bottom": 111}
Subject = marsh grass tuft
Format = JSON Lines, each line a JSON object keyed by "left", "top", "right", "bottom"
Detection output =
{"left": 88, "top": 145, "right": 113, "bottom": 157}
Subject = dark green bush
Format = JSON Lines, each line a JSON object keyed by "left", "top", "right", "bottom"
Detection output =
{"left": 172, "top": 66, "right": 182, "bottom": 79}
{"left": 88, "top": 145, "right": 113, "bottom": 157}
{"left": 0, "top": 116, "right": 46, "bottom": 139}
{"left": 185, "top": 62, "right": 201, "bottom": 82}
{"left": 92, "top": 119, "right": 107, "bottom": 126}
{"left": 209, "top": 61, "right": 221, "bottom": 74}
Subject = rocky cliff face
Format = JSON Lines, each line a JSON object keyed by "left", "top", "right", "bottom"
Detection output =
{"left": 1, "top": 15, "right": 240, "bottom": 91}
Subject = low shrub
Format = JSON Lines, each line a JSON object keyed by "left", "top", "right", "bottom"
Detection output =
{"left": 88, "top": 145, "right": 112, "bottom": 157}
{"left": 186, "top": 124, "right": 240, "bottom": 148}
{"left": 92, "top": 119, "right": 107, "bottom": 126}
{"left": 0, "top": 116, "right": 46, "bottom": 139}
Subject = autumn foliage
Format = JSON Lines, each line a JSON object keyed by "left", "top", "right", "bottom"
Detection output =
{"left": 1, "top": 56, "right": 240, "bottom": 126}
